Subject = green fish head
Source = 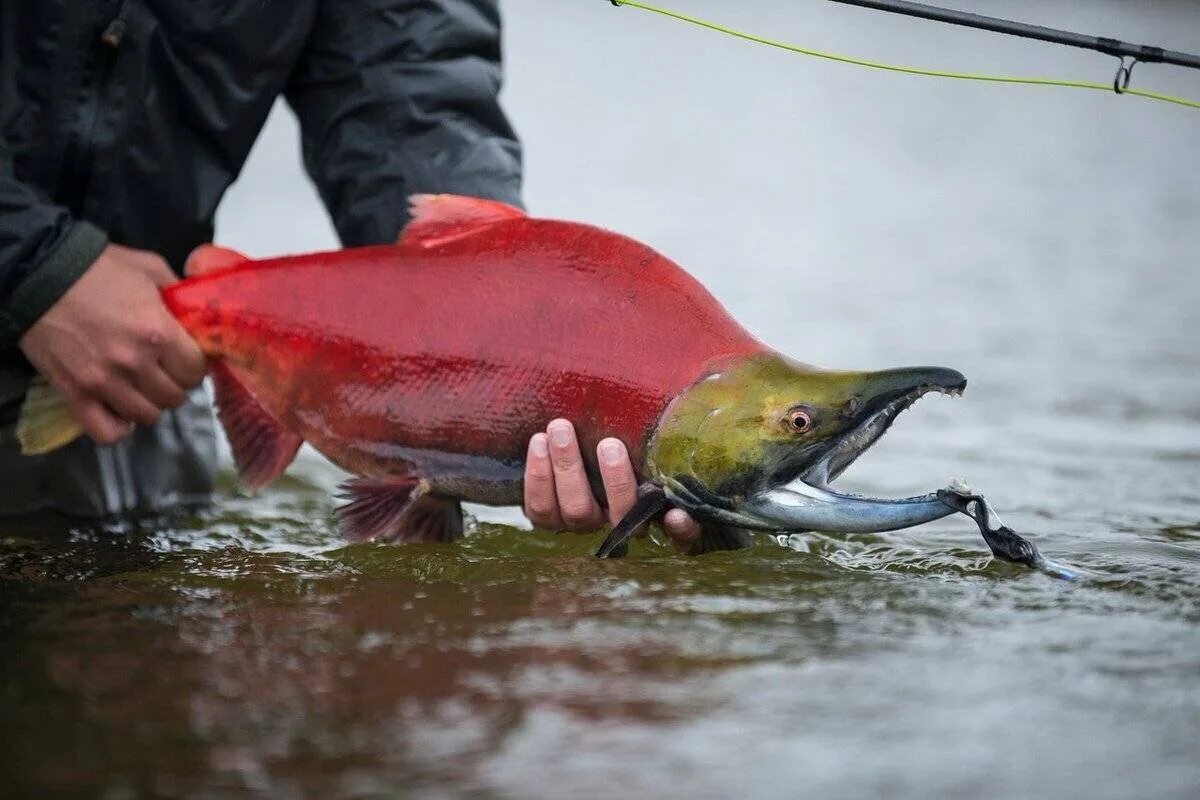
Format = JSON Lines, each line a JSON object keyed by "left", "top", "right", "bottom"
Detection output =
{"left": 645, "top": 352, "right": 968, "bottom": 533}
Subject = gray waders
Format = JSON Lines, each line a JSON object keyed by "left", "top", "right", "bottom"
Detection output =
{"left": 0, "top": 368, "right": 217, "bottom": 517}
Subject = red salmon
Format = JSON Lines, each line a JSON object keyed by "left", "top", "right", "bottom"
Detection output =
{"left": 20, "top": 194, "right": 967, "bottom": 553}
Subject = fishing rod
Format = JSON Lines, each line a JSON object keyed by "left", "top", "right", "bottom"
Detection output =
{"left": 829, "top": 0, "right": 1200, "bottom": 92}
{"left": 603, "top": 1, "right": 1200, "bottom": 110}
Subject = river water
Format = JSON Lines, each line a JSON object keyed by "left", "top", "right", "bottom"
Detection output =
{"left": 2, "top": 1, "right": 1198, "bottom": 797}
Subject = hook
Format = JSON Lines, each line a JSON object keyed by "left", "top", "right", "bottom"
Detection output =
{"left": 1113, "top": 55, "right": 1137, "bottom": 94}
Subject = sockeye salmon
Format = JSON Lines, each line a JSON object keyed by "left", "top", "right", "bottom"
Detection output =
{"left": 19, "top": 195, "right": 970, "bottom": 556}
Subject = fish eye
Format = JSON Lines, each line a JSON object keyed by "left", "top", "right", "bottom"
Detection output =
{"left": 787, "top": 408, "right": 813, "bottom": 433}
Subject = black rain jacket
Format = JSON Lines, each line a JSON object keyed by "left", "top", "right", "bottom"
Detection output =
{"left": 0, "top": 0, "right": 522, "bottom": 353}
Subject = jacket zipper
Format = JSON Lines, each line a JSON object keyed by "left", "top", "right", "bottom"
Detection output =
{"left": 59, "top": 1, "right": 128, "bottom": 214}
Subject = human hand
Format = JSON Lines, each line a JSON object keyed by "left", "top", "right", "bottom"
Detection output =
{"left": 523, "top": 418, "right": 701, "bottom": 552}
{"left": 19, "top": 244, "right": 207, "bottom": 445}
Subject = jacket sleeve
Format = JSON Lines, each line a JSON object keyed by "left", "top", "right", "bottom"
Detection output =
{"left": 285, "top": 0, "right": 524, "bottom": 247}
{"left": 0, "top": 137, "right": 108, "bottom": 350}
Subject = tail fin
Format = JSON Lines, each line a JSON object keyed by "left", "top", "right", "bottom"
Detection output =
{"left": 18, "top": 242, "right": 247, "bottom": 458}
{"left": 16, "top": 376, "right": 83, "bottom": 455}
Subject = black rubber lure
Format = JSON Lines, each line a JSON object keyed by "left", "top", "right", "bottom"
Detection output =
{"left": 937, "top": 485, "right": 1082, "bottom": 581}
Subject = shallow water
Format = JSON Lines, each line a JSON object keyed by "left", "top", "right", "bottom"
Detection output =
{"left": 2, "top": 1, "right": 1199, "bottom": 797}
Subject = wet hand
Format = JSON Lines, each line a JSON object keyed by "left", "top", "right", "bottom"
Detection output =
{"left": 19, "top": 244, "right": 207, "bottom": 446}
{"left": 523, "top": 418, "right": 701, "bottom": 551}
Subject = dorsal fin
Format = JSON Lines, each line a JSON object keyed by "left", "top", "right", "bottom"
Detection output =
{"left": 398, "top": 194, "right": 526, "bottom": 249}
{"left": 186, "top": 244, "right": 250, "bottom": 278}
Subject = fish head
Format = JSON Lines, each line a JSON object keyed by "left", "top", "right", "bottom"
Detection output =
{"left": 645, "top": 352, "right": 967, "bottom": 533}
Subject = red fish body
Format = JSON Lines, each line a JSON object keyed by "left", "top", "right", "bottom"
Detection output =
{"left": 164, "top": 196, "right": 766, "bottom": 541}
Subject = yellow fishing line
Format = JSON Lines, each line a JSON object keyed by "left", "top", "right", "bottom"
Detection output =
{"left": 609, "top": 0, "right": 1200, "bottom": 111}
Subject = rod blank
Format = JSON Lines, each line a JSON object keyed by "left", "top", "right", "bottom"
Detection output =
{"left": 829, "top": 0, "right": 1200, "bottom": 70}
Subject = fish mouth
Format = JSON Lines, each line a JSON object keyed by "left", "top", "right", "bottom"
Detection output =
{"left": 801, "top": 367, "right": 967, "bottom": 492}
{"left": 723, "top": 366, "right": 967, "bottom": 534}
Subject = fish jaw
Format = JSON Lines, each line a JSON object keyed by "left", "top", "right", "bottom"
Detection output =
{"left": 798, "top": 365, "right": 967, "bottom": 488}
{"left": 735, "top": 366, "right": 966, "bottom": 532}
{"left": 731, "top": 481, "right": 957, "bottom": 533}
{"left": 659, "top": 467, "right": 958, "bottom": 535}
{"left": 646, "top": 358, "right": 968, "bottom": 534}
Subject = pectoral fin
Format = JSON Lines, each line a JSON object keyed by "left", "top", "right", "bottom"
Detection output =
{"left": 595, "top": 484, "right": 669, "bottom": 558}
{"left": 16, "top": 376, "right": 83, "bottom": 455}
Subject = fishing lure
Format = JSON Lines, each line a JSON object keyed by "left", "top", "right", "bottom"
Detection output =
{"left": 938, "top": 480, "right": 1083, "bottom": 581}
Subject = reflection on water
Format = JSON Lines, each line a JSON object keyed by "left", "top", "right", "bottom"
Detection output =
{"left": 2, "top": 484, "right": 1197, "bottom": 797}
{"left": 3, "top": 0, "right": 1199, "bottom": 797}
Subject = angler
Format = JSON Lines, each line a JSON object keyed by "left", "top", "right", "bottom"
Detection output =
{"left": 22, "top": 194, "right": 970, "bottom": 556}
